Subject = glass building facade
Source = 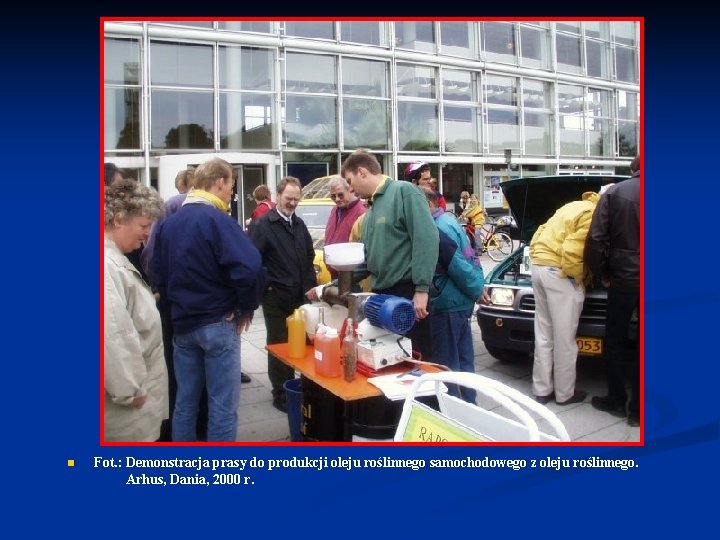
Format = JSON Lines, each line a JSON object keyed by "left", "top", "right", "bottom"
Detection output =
{"left": 103, "top": 19, "right": 640, "bottom": 219}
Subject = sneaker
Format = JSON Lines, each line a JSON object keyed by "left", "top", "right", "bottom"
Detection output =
{"left": 556, "top": 390, "right": 587, "bottom": 406}
{"left": 272, "top": 393, "right": 288, "bottom": 413}
{"left": 535, "top": 392, "right": 555, "bottom": 404}
{"left": 627, "top": 412, "right": 640, "bottom": 427}
{"left": 591, "top": 395, "right": 627, "bottom": 418}
{"left": 241, "top": 372, "right": 251, "bottom": 383}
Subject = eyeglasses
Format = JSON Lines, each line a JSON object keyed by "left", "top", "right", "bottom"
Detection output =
{"left": 329, "top": 192, "right": 345, "bottom": 200}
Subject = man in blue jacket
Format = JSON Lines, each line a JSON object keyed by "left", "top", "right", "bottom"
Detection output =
{"left": 153, "top": 158, "right": 266, "bottom": 442}
{"left": 422, "top": 187, "right": 485, "bottom": 403}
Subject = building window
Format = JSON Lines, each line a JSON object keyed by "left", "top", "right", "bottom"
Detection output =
{"left": 519, "top": 24, "right": 550, "bottom": 70}
{"left": 342, "top": 58, "right": 387, "bottom": 97}
{"left": 439, "top": 22, "right": 475, "bottom": 58}
{"left": 151, "top": 90, "right": 214, "bottom": 149}
{"left": 483, "top": 22, "right": 517, "bottom": 64}
{"left": 522, "top": 79, "right": 554, "bottom": 156}
{"left": 618, "top": 90, "right": 639, "bottom": 157}
{"left": 612, "top": 21, "right": 637, "bottom": 46}
{"left": 586, "top": 40, "right": 610, "bottom": 78}
{"left": 615, "top": 46, "right": 638, "bottom": 83}
{"left": 397, "top": 102, "right": 439, "bottom": 151}
{"left": 219, "top": 46, "right": 274, "bottom": 91}
{"left": 218, "top": 21, "right": 273, "bottom": 34}
{"left": 444, "top": 105, "right": 479, "bottom": 153}
{"left": 219, "top": 93, "right": 274, "bottom": 150}
{"left": 395, "top": 22, "right": 435, "bottom": 53}
{"left": 556, "top": 32, "right": 583, "bottom": 74}
{"left": 558, "top": 84, "right": 584, "bottom": 156}
{"left": 104, "top": 37, "right": 141, "bottom": 150}
{"left": 340, "top": 22, "right": 386, "bottom": 46}
{"left": 285, "top": 21, "right": 334, "bottom": 40}
{"left": 150, "top": 41, "right": 213, "bottom": 88}
{"left": 396, "top": 64, "right": 436, "bottom": 99}
{"left": 587, "top": 88, "right": 614, "bottom": 157}
{"left": 486, "top": 74, "right": 520, "bottom": 153}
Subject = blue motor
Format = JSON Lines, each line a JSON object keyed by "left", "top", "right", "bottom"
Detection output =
{"left": 363, "top": 294, "right": 416, "bottom": 335}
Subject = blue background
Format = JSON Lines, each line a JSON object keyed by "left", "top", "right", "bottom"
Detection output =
{"left": 5, "top": 8, "right": 717, "bottom": 538}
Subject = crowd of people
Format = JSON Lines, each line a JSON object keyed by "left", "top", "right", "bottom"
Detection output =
{"left": 103, "top": 151, "right": 641, "bottom": 442}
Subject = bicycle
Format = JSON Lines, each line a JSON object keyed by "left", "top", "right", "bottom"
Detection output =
{"left": 475, "top": 220, "right": 513, "bottom": 262}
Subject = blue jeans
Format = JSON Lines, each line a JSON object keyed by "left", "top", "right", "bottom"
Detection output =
{"left": 172, "top": 319, "right": 241, "bottom": 442}
{"left": 431, "top": 309, "right": 476, "bottom": 404}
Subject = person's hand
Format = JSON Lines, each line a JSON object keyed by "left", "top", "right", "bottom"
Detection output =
{"left": 132, "top": 394, "right": 147, "bottom": 409}
{"left": 306, "top": 287, "right": 319, "bottom": 301}
{"left": 413, "top": 291, "right": 429, "bottom": 320}
{"left": 477, "top": 290, "right": 491, "bottom": 305}
{"left": 235, "top": 314, "right": 253, "bottom": 334}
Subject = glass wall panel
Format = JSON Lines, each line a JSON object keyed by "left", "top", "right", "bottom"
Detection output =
{"left": 439, "top": 21, "right": 475, "bottom": 57}
{"left": 615, "top": 46, "right": 638, "bottom": 83}
{"left": 219, "top": 93, "right": 274, "bottom": 150}
{"left": 342, "top": 98, "right": 389, "bottom": 150}
{"left": 342, "top": 58, "right": 387, "bottom": 97}
{"left": 556, "top": 21, "right": 581, "bottom": 34}
{"left": 618, "top": 121, "right": 638, "bottom": 157}
{"left": 586, "top": 40, "right": 609, "bottom": 78}
{"left": 396, "top": 64, "right": 436, "bottom": 99}
{"left": 219, "top": 46, "right": 274, "bottom": 91}
{"left": 285, "top": 21, "right": 334, "bottom": 40}
{"left": 588, "top": 118, "right": 613, "bottom": 157}
{"left": 486, "top": 75, "right": 518, "bottom": 106}
{"left": 524, "top": 111, "right": 553, "bottom": 155}
{"left": 218, "top": 21, "right": 272, "bottom": 33}
{"left": 151, "top": 90, "right": 214, "bottom": 149}
{"left": 286, "top": 52, "right": 336, "bottom": 93}
{"left": 105, "top": 87, "right": 140, "bottom": 149}
{"left": 556, "top": 33, "right": 583, "bottom": 73}
{"left": 558, "top": 84, "right": 584, "bottom": 156}
{"left": 284, "top": 95, "right": 337, "bottom": 148}
{"left": 340, "top": 22, "right": 385, "bottom": 46}
{"left": 395, "top": 22, "right": 435, "bottom": 53}
{"left": 584, "top": 21, "right": 609, "bottom": 40}
{"left": 105, "top": 37, "right": 140, "bottom": 85}
{"left": 487, "top": 109, "right": 520, "bottom": 153}
{"left": 618, "top": 90, "right": 639, "bottom": 121}
{"left": 442, "top": 70, "right": 472, "bottom": 102}
{"left": 523, "top": 79, "right": 552, "bottom": 109}
{"left": 520, "top": 25, "right": 550, "bottom": 69}
{"left": 483, "top": 22, "right": 516, "bottom": 64}
{"left": 613, "top": 21, "right": 637, "bottom": 46}
{"left": 150, "top": 41, "right": 213, "bottom": 88}
{"left": 444, "top": 106, "right": 478, "bottom": 152}
{"left": 397, "top": 102, "right": 439, "bottom": 151}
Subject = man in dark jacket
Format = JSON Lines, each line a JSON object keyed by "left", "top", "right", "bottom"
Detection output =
{"left": 250, "top": 177, "right": 317, "bottom": 412}
{"left": 153, "top": 158, "right": 266, "bottom": 441}
{"left": 584, "top": 155, "right": 641, "bottom": 426}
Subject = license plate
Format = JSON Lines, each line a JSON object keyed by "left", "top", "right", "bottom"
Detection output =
{"left": 577, "top": 337, "right": 603, "bottom": 355}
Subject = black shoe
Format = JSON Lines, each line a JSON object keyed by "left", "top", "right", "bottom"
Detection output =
{"left": 591, "top": 395, "right": 626, "bottom": 417}
{"left": 556, "top": 390, "right": 587, "bottom": 406}
{"left": 627, "top": 412, "right": 640, "bottom": 427}
{"left": 272, "top": 393, "right": 288, "bottom": 413}
{"left": 241, "top": 372, "right": 251, "bottom": 383}
{"left": 535, "top": 392, "right": 555, "bottom": 404}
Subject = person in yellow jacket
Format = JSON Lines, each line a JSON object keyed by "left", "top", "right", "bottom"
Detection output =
{"left": 460, "top": 193, "right": 485, "bottom": 248}
{"left": 529, "top": 189, "right": 603, "bottom": 406}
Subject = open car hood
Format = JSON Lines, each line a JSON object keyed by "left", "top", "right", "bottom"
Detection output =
{"left": 501, "top": 175, "right": 630, "bottom": 242}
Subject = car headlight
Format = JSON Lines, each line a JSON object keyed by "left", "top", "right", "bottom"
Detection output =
{"left": 489, "top": 287, "right": 515, "bottom": 307}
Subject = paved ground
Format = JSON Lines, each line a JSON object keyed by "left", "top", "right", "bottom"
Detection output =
{"left": 236, "top": 249, "right": 640, "bottom": 443}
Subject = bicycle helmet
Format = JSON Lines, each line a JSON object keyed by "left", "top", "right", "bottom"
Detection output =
{"left": 403, "top": 161, "right": 430, "bottom": 182}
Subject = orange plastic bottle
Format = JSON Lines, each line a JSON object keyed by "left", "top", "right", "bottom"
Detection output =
{"left": 314, "top": 327, "right": 341, "bottom": 378}
{"left": 287, "top": 308, "right": 306, "bottom": 359}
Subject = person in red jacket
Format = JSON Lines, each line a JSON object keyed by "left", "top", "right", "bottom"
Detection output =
{"left": 245, "top": 184, "right": 275, "bottom": 232}
{"left": 324, "top": 176, "right": 367, "bottom": 270}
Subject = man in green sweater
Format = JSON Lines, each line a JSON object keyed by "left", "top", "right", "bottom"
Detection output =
{"left": 340, "top": 149, "right": 439, "bottom": 361}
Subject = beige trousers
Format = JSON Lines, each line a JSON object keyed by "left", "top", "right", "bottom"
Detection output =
{"left": 531, "top": 265, "right": 584, "bottom": 402}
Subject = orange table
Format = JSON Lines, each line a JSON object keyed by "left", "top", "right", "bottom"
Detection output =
{"left": 266, "top": 343, "right": 441, "bottom": 441}
{"left": 266, "top": 343, "right": 382, "bottom": 401}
